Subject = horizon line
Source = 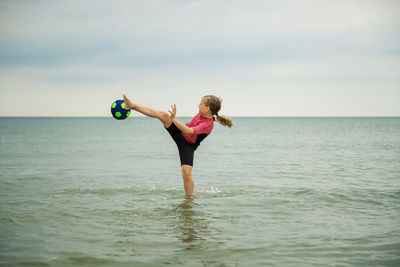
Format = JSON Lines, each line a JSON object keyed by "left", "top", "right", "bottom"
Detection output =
{"left": 1, "top": 115, "right": 399, "bottom": 118}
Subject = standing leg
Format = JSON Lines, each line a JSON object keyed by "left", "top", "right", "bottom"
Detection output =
{"left": 181, "top": 165, "right": 194, "bottom": 197}
{"left": 123, "top": 94, "right": 172, "bottom": 128}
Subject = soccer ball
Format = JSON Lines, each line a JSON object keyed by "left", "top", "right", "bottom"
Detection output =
{"left": 111, "top": 100, "right": 131, "bottom": 120}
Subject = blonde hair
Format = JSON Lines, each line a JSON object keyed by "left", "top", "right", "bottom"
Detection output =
{"left": 203, "top": 95, "right": 234, "bottom": 128}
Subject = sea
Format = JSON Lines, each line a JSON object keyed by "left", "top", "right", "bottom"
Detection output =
{"left": 0, "top": 117, "right": 399, "bottom": 266}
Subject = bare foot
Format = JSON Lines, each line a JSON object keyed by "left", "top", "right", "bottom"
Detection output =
{"left": 122, "top": 94, "right": 135, "bottom": 110}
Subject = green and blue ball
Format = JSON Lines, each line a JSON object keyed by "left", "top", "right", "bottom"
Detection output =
{"left": 111, "top": 100, "right": 130, "bottom": 120}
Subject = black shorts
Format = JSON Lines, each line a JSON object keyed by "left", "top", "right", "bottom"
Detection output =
{"left": 165, "top": 123, "right": 195, "bottom": 166}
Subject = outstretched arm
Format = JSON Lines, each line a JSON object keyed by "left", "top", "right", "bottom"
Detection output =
{"left": 168, "top": 104, "right": 194, "bottom": 135}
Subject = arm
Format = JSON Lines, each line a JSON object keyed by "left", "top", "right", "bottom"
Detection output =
{"left": 168, "top": 104, "right": 194, "bottom": 135}
{"left": 172, "top": 118, "right": 194, "bottom": 135}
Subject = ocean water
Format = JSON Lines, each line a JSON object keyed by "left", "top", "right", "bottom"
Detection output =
{"left": 0, "top": 117, "right": 399, "bottom": 266}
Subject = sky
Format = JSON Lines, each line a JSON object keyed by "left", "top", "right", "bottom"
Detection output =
{"left": 0, "top": 0, "right": 399, "bottom": 117}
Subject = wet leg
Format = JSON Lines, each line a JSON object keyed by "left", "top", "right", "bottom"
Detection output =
{"left": 181, "top": 165, "right": 194, "bottom": 197}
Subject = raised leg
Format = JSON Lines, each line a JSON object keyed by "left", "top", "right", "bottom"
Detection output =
{"left": 181, "top": 165, "right": 194, "bottom": 197}
{"left": 123, "top": 94, "right": 172, "bottom": 128}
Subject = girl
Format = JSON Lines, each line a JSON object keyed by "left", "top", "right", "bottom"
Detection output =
{"left": 122, "top": 94, "right": 233, "bottom": 197}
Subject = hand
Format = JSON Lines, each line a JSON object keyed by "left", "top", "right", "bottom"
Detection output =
{"left": 168, "top": 104, "right": 176, "bottom": 119}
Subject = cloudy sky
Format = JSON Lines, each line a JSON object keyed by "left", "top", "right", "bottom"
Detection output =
{"left": 0, "top": 0, "right": 399, "bottom": 116}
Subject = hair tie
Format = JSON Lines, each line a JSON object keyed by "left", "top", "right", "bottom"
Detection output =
{"left": 213, "top": 113, "right": 218, "bottom": 121}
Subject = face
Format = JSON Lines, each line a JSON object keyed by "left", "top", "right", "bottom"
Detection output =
{"left": 198, "top": 98, "right": 210, "bottom": 116}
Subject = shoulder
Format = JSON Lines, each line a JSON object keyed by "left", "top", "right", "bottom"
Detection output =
{"left": 201, "top": 116, "right": 214, "bottom": 129}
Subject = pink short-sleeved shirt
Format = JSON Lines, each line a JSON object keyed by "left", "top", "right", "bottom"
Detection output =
{"left": 182, "top": 113, "right": 214, "bottom": 145}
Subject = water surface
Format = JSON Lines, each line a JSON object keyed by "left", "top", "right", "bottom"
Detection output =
{"left": 1, "top": 117, "right": 399, "bottom": 266}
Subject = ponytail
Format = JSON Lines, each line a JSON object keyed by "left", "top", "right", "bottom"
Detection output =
{"left": 216, "top": 114, "right": 233, "bottom": 128}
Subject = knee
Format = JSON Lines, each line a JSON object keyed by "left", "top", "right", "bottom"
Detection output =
{"left": 159, "top": 111, "right": 169, "bottom": 121}
{"left": 159, "top": 111, "right": 172, "bottom": 127}
{"left": 181, "top": 165, "right": 192, "bottom": 181}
